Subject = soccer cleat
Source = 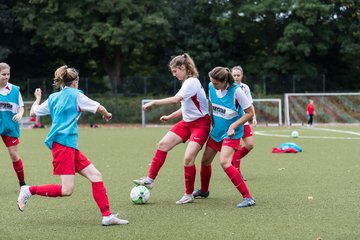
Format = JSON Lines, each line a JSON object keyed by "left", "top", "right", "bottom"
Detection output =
{"left": 17, "top": 185, "right": 32, "bottom": 212}
{"left": 237, "top": 197, "right": 256, "bottom": 208}
{"left": 176, "top": 194, "right": 194, "bottom": 204}
{"left": 133, "top": 176, "right": 154, "bottom": 190}
{"left": 192, "top": 189, "right": 210, "bottom": 199}
{"left": 102, "top": 214, "right": 129, "bottom": 226}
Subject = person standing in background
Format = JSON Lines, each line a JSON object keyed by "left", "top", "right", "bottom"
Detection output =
{"left": 306, "top": 99, "right": 315, "bottom": 127}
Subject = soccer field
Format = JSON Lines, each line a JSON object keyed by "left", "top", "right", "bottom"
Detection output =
{"left": 1, "top": 126, "right": 359, "bottom": 240}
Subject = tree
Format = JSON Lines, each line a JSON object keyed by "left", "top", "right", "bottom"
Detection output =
{"left": 13, "top": 0, "right": 172, "bottom": 93}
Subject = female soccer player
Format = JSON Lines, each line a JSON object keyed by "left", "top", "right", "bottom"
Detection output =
{"left": 0, "top": 62, "right": 27, "bottom": 187}
{"left": 133, "top": 53, "right": 210, "bottom": 204}
{"left": 193, "top": 67, "right": 256, "bottom": 208}
{"left": 17, "top": 65, "right": 128, "bottom": 226}
{"left": 230, "top": 66, "right": 257, "bottom": 180}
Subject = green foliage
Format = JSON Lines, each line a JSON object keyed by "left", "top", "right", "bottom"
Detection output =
{"left": 0, "top": 0, "right": 358, "bottom": 93}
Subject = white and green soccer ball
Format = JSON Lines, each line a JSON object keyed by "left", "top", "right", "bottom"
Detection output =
{"left": 130, "top": 186, "right": 150, "bottom": 204}
{"left": 291, "top": 130, "right": 299, "bottom": 138}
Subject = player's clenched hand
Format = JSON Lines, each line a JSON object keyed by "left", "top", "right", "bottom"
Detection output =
{"left": 160, "top": 115, "right": 170, "bottom": 122}
{"left": 143, "top": 102, "right": 154, "bottom": 112}
{"left": 103, "top": 113, "right": 112, "bottom": 121}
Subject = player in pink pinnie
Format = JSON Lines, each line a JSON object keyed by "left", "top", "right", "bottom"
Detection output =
{"left": 133, "top": 53, "right": 210, "bottom": 204}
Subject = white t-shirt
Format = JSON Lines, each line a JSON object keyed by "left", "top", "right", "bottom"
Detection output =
{"left": 214, "top": 85, "right": 251, "bottom": 112}
{"left": 176, "top": 77, "right": 209, "bottom": 122}
{"left": 239, "top": 83, "right": 253, "bottom": 104}
{"left": 33, "top": 91, "right": 100, "bottom": 116}
{"left": 0, "top": 83, "right": 24, "bottom": 107}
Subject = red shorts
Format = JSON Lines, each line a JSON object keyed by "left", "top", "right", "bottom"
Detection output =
{"left": 52, "top": 142, "right": 91, "bottom": 175}
{"left": 206, "top": 137, "right": 241, "bottom": 152}
{"left": 1, "top": 135, "right": 19, "bottom": 147}
{"left": 170, "top": 115, "right": 210, "bottom": 147}
{"left": 242, "top": 124, "right": 253, "bottom": 138}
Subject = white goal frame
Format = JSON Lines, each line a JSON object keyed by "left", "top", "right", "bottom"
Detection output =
{"left": 253, "top": 98, "right": 282, "bottom": 126}
{"left": 19, "top": 101, "right": 40, "bottom": 128}
{"left": 284, "top": 92, "right": 360, "bottom": 126}
{"left": 142, "top": 98, "right": 282, "bottom": 127}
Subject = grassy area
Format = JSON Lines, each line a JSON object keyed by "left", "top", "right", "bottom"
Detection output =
{"left": 0, "top": 126, "right": 359, "bottom": 239}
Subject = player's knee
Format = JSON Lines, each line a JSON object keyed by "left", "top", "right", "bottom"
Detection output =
{"left": 184, "top": 157, "right": 195, "bottom": 166}
{"left": 157, "top": 141, "right": 172, "bottom": 152}
{"left": 90, "top": 171, "right": 103, "bottom": 182}
{"left": 62, "top": 186, "right": 75, "bottom": 196}
{"left": 247, "top": 144, "right": 254, "bottom": 151}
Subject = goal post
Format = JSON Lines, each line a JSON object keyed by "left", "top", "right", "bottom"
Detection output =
{"left": 19, "top": 101, "right": 40, "bottom": 128}
{"left": 253, "top": 98, "right": 282, "bottom": 126}
{"left": 284, "top": 92, "right": 360, "bottom": 126}
{"left": 141, "top": 98, "right": 282, "bottom": 127}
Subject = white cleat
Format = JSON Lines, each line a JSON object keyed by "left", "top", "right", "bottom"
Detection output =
{"left": 133, "top": 176, "right": 154, "bottom": 190}
{"left": 17, "top": 185, "right": 32, "bottom": 212}
{"left": 102, "top": 214, "right": 129, "bottom": 226}
{"left": 176, "top": 194, "right": 194, "bottom": 204}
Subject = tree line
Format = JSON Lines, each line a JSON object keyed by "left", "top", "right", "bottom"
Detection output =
{"left": 1, "top": 0, "right": 359, "bottom": 95}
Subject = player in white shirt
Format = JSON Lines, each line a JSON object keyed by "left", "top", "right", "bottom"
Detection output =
{"left": 231, "top": 66, "right": 257, "bottom": 180}
{"left": 0, "top": 62, "right": 27, "bottom": 187}
{"left": 133, "top": 53, "right": 210, "bottom": 204}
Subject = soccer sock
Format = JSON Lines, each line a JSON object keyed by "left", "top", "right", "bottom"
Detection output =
{"left": 92, "top": 181, "right": 111, "bottom": 217}
{"left": 29, "top": 184, "right": 62, "bottom": 197}
{"left": 148, "top": 149, "right": 168, "bottom": 180}
{"left": 231, "top": 151, "right": 241, "bottom": 171}
{"left": 12, "top": 159, "right": 25, "bottom": 184}
{"left": 184, "top": 165, "right": 196, "bottom": 195}
{"left": 200, "top": 164, "right": 212, "bottom": 192}
{"left": 239, "top": 146, "right": 250, "bottom": 159}
{"left": 224, "top": 166, "right": 252, "bottom": 198}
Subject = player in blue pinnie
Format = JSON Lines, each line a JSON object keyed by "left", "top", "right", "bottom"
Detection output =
{"left": 17, "top": 65, "right": 128, "bottom": 226}
{"left": 193, "top": 66, "right": 256, "bottom": 208}
{"left": 0, "top": 62, "right": 27, "bottom": 187}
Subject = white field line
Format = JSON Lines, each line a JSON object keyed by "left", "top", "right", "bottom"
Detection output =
{"left": 254, "top": 127, "right": 360, "bottom": 140}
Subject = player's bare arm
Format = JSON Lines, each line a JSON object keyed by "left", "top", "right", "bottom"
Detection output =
{"left": 30, "top": 88, "right": 42, "bottom": 117}
{"left": 143, "top": 95, "right": 182, "bottom": 112}
{"left": 97, "top": 105, "right": 112, "bottom": 121}
{"left": 227, "top": 107, "right": 254, "bottom": 137}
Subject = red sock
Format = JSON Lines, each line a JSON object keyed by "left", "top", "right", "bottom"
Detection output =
{"left": 29, "top": 184, "right": 62, "bottom": 197}
{"left": 200, "top": 164, "right": 212, "bottom": 192}
{"left": 239, "top": 146, "right": 250, "bottom": 159}
{"left": 231, "top": 151, "right": 241, "bottom": 171}
{"left": 148, "top": 149, "right": 167, "bottom": 180}
{"left": 92, "top": 182, "right": 111, "bottom": 217}
{"left": 184, "top": 165, "right": 196, "bottom": 194}
{"left": 224, "top": 166, "right": 252, "bottom": 198}
{"left": 12, "top": 159, "right": 25, "bottom": 183}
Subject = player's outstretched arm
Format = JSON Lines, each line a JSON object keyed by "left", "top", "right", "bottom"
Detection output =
{"left": 97, "top": 105, "right": 112, "bottom": 121}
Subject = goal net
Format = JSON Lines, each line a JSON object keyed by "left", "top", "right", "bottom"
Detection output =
{"left": 253, "top": 98, "right": 282, "bottom": 126}
{"left": 141, "top": 98, "right": 282, "bottom": 127}
{"left": 284, "top": 93, "right": 360, "bottom": 126}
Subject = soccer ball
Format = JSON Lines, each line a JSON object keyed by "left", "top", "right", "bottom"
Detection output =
{"left": 130, "top": 186, "right": 150, "bottom": 204}
{"left": 291, "top": 131, "right": 299, "bottom": 138}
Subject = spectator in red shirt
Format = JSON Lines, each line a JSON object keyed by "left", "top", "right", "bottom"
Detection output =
{"left": 306, "top": 99, "right": 316, "bottom": 127}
